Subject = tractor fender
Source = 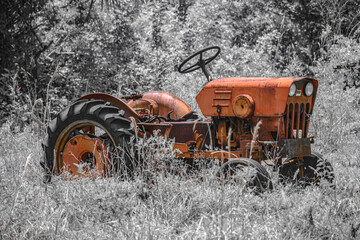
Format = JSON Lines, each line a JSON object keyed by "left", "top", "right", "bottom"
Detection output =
{"left": 76, "top": 93, "right": 139, "bottom": 120}
{"left": 129, "top": 91, "right": 193, "bottom": 119}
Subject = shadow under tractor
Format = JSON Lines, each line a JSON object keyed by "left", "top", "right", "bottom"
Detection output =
{"left": 42, "top": 47, "right": 334, "bottom": 189}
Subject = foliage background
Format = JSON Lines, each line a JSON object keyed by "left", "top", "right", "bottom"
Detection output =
{"left": 1, "top": 0, "right": 360, "bottom": 126}
{"left": 1, "top": 0, "right": 360, "bottom": 239}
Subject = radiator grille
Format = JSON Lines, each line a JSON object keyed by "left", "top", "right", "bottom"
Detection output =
{"left": 284, "top": 102, "right": 311, "bottom": 138}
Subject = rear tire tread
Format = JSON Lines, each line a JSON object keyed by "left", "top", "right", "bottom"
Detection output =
{"left": 42, "top": 99, "right": 134, "bottom": 181}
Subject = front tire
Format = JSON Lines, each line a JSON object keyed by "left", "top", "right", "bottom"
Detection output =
{"left": 279, "top": 152, "right": 334, "bottom": 186}
{"left": 217, "top": 158, "right": 273, "bottom": 192}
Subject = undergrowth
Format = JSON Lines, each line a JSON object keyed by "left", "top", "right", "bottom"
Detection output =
{"left": 1, "top": 119, "right": 360, "bottom": 239}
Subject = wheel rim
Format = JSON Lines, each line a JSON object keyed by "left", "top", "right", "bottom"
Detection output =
{"left": 62, "top": 135, "right": 109, "bottom": 178}
{"left": 54, "top": 120, "right": 118, "bottom": 177}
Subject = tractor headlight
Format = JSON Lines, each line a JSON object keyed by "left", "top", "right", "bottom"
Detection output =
{"left": 232, "top": 94, "right": 254, "bottom": 118}
{"left": 304, "top": 82, "right": 314, "bottom": 96}
{"left": 289, "top": 83, "right": 296, "bottom": 97}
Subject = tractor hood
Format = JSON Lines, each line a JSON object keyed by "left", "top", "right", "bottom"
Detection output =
{"left": 196, "top": 77, "right": 318, "bottom": 117}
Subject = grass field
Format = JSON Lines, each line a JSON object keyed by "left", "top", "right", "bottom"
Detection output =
{"left": 1, "top": 108, "right": 360, "bottom": 239}
{"left": 1, "top": 66, "right": 360, "bottom": 239}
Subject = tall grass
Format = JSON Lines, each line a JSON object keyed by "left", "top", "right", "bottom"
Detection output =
{"left": 1, "top": 112, "right": 360, "bottom": 239}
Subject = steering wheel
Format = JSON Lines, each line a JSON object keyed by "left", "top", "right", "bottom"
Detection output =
{"left": 178, "top": 46, "right": 221, "bottom": 73}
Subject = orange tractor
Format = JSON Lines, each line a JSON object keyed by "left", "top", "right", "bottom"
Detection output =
{"left": 42, "top": 47, "right": 334, "bottom": 188}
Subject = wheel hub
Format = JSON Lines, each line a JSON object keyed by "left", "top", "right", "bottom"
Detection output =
{"left": 62, "top": 135, "right": 109, "bottom": 178}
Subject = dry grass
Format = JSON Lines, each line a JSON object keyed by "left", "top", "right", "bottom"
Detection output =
{"left": 1, "top": 115, "right": 360, "bottom": 240}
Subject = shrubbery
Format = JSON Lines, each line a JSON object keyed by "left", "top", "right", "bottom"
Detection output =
{"left": 1, "top": 0, "right": 360, "bottom": 127}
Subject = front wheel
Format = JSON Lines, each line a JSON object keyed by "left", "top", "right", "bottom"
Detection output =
{"left": 42, "top": 99, "right": 135, "bottom": 182}
{"left": 279, "top": 152, "right": 334, "bottom": 186}
{"left": 216, "top": 158, "right": 272, "bottom": 192}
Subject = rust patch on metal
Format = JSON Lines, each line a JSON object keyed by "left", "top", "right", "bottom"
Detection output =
{"left": 138, "top": 122, "right": 173, "bottom": 138}
{"left": 131, "top": 91, "right": 193, "bottom": 119}
{"left": 279, "top": 138, "right": 311, "bottom": 158}
{"left": 128, "top": 98, "right": 159, "bottom": 116}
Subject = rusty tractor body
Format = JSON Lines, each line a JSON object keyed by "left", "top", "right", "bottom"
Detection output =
{"left": 42, "top": 47, "right": 333, "bottom": 188}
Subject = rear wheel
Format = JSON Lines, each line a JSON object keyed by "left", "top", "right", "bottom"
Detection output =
{"left": 279, "top": 152, "right": 334, "bottom": 186}
{"left": 217, "top": 158, "right": 272, "bottom": 192}
{"left": 42, "top": 99, "right": 135, "bottom": 182}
